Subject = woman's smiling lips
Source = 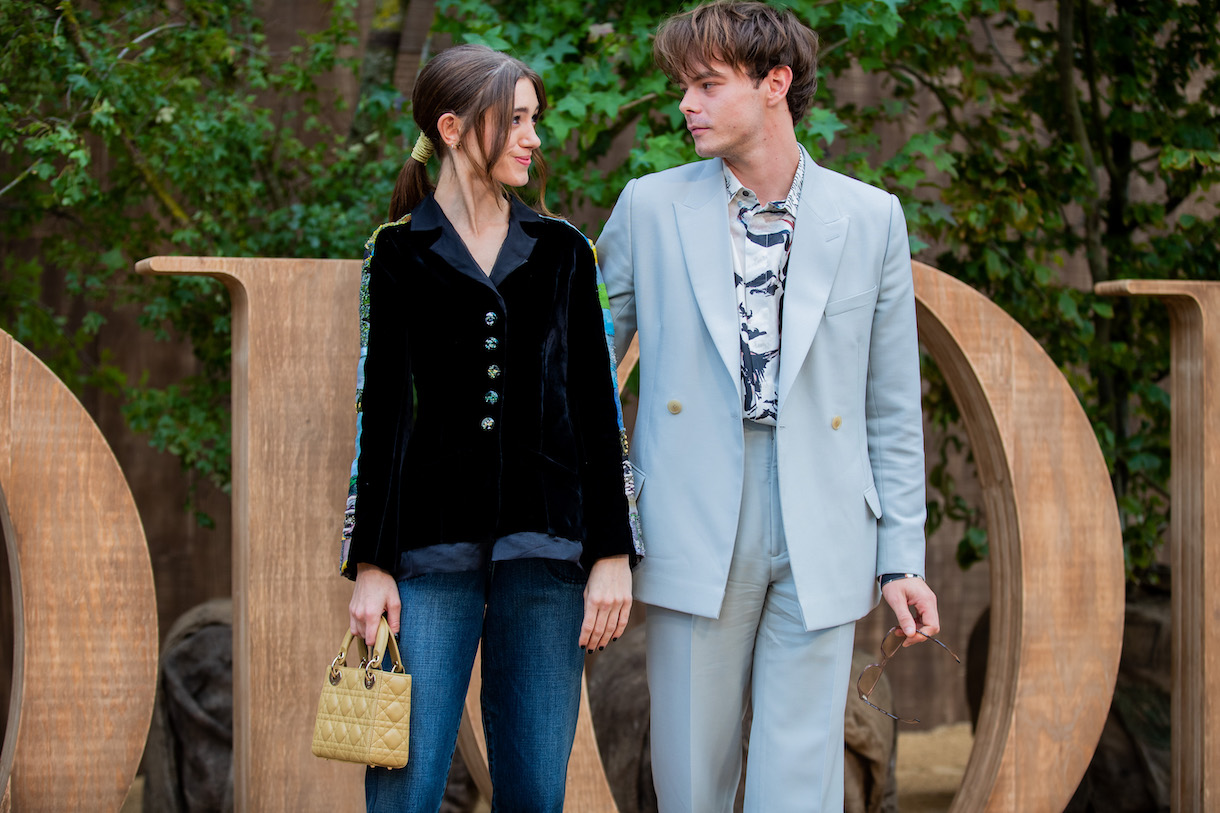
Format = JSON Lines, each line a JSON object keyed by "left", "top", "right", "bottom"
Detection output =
{"left": 514, "top": 155, "right": 531, "bottom": 166}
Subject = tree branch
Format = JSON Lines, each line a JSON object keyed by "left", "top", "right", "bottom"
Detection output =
{"left": 56, "top": 0, "right": 190, "bottom": 225}
{"left": 980, "top": 17, "right": 1018, "bottom": 78}
{"left": 1056, "top": 0, "right": 1107, "bottom": 283}
{"left": 884, "top": 62, "right": 976, "bottom": 151}
{"left": 1079, "top": 2, "right": 1117, "bottom": 180}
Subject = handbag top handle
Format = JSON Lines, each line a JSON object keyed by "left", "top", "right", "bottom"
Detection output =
{"left": 333, "top": 617, "right": 405, "bottom": 675}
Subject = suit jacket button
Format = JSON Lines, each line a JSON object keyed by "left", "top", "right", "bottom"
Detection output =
{"left": 481, "top": 417, "right": 496, "bottom": 431}
{"left": 831, "top": 415, "right": 842, "bottom": 430}
{"left": 667, "top": 400, "right": 682, "bottom": 414}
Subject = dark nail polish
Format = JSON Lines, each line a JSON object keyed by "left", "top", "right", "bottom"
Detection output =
{"left": 598, "top": 646, "right": 605, "bottom": 651}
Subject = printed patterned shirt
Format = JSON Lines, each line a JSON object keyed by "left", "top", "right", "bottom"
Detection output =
{"left": 724, "top": 150, "right": 806, "bottom": 424}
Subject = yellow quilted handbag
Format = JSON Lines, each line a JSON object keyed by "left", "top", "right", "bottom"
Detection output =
{"left": 311, "top": 616, "right": 411, "bottom": 768}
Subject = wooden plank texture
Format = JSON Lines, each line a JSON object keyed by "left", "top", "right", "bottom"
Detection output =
{"left": 0, "top": 330, "right": 157, "bottom": 811}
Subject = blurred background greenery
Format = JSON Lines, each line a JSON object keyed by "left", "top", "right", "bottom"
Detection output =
{"left": 1, "top": 0, "right": 1217, "bottom": 596}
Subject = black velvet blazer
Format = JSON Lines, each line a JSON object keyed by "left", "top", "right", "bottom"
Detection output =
{"left": 341, "top": 195, "right": 638, "bottom": 578}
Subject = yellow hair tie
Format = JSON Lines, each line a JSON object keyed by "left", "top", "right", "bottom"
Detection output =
{"left": 410, "top": 133, "right": 435, "bottom": 164}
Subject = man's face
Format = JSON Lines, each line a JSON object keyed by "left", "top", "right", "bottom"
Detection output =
{"left": 677, "top": 60, "right": 768, "bottom": 162}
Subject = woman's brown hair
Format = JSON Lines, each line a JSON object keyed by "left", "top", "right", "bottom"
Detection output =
{"left": 654, "top": 1, "right": 820, "bottom": 123}
{"left": 388, "top": 44, "right": 550, "bottom": 221}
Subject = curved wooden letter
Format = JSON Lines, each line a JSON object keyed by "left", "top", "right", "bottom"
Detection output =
{"left": 0, "top": 330, "right": 157, "bottom": 811}
{"left": 915, "top": 262, "right": 1124, "bottom": 811}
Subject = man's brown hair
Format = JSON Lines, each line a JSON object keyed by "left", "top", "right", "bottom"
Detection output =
{"left": 653, "top": 1, "right": 820, "bottom": 123}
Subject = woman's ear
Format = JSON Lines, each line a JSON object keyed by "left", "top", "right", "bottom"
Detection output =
{"left": 436, "top": 112, "right": 463, "bottom": 150}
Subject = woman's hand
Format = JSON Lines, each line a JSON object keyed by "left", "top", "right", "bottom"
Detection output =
{"left": 580, "top": 554, "right": 632, "bottom": 652}
{"left": 349, "top": 563, "right": 400, "bottom": 647}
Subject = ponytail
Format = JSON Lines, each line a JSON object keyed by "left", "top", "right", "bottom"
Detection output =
{"left": 388, "top": 152, "right": 432, "bottom": 222}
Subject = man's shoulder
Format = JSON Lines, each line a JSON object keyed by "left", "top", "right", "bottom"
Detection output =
{"left": 804, "top": 161, "right": 896, "bottom": 213}
{"left": 627, "top": 158, "right": 719, "bottom": 198}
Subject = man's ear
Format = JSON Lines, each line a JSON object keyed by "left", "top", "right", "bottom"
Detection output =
{"left": 765, "top": 65, "right": 794, "bottom": 109}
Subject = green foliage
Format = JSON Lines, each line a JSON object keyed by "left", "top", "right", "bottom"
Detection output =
{"left": 4, "top": 0, "right": 1216, "bottom": 584}
{"left": 911, "top": 1, "right": 1220, "bottom": 582}
{"left": 0, "top": 0, "right": 404, "bottom": 516}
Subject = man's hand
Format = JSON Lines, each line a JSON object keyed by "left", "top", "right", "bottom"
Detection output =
{"left": 349, "top": 562, "right": 400, "bottom": 647}
{"left": 881, "top": 576, "right": 940, "bottom": 647}
{"left": 580, "top": 554, "right": 632, "bottom": 652}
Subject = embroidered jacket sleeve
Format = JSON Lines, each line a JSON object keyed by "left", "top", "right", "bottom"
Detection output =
{"left": 567, "top": 235, "right": 644, "bottom": 567}
{"left": 340, "top": 224, "right": 413, "bottom": 579}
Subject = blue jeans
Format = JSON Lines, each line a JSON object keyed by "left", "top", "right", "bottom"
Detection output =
{"left": 365, "top": 558, "right": 587, "bottom": 813}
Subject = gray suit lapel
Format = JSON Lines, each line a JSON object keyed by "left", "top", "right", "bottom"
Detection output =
{"left": 777, "top": 155, "right": 849, "bottom": 409}
{"left": 674, "top": 160, "right": 741, "bottom": 396}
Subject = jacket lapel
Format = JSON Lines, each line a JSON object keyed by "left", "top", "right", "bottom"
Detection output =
{"left": 674, "top": 159, "right": 742, "bottom": 397}
{"left": 777, "top": 154, "right": 849, "bottom": 410}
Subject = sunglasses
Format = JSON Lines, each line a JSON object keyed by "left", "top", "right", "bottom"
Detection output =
{"left": 857, "top": 626, "right": 961, "bottom": 724}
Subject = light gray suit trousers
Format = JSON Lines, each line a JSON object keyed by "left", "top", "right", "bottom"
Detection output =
{"left": 646, "top": 422, "right": 856, "bottom": 813}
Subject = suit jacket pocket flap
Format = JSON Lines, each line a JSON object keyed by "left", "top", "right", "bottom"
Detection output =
{"left": 863, "top": 484, "right": 882, "bottom": 519}
{"left": 630, "top": 463, "right": 646, "bottom": 496}
{"left": 825, "top": 286, "right": 878, "bottom": 317}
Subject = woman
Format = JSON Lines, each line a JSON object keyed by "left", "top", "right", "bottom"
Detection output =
{"left": 340, "top": 44, "right": 643, "bottom": 813}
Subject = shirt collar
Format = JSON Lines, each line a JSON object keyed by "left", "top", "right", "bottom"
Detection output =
{"left": 723, "top": 149, "right": 806, "bottom": 215}
{"left": 411, "top": 193, "right": 540, "bottom": 286}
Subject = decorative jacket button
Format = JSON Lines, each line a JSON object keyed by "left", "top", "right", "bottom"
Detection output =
{"left": 667, "top": 400, "right": 682, "bottom": 414}
{"left": 831, "top": 416, "right": 842, "bottom": 430}
{"left": 487, "top": 365, "right": 501, "bottom": 379}
{"left": 485, "top": 337, "right": 499, "bottom": 351}
{"left": 484, "top": 311, "right": 499, "bottom": 326}
{"left": 481, "top": 417, "right": 495, "bottom": 431}
{"left": 484, "top": 391, "right": 499, "bottom": 405}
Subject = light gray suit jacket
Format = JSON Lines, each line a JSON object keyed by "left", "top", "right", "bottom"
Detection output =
{"left": 596, "top": 148, "right": 926, "bottom": 631}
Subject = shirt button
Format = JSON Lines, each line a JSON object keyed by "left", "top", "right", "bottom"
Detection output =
{"left": 485, "top": 311, "right": 499, "bottom": 326}
{"left": 484, "top": 391, "right": 499, "bottom": 405}
{"left": 485, "top": 337, "right": 499, "bottom": 351}
{"left": 481, "top": 417, "right": 495, "bottom": 431}
{"left": 487, "top": 365, "right": 501, "bottom": 379}
{"left": 667, "top": 400, "right": 682, "bottom": 414}
{"left": 831, "top": 416, "right": 842, "bottom": 430}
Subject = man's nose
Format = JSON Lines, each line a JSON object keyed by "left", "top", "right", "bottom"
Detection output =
{"left": 679, "top": 88, "right": 699, "bottom": 115}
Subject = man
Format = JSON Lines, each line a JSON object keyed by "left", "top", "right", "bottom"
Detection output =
{"left": 595, "top": 3, "right": 941, "bottom": 811}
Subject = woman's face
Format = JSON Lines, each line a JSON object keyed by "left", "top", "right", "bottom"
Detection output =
{"left": 475, "top": 77, "right": 542, "bottom": 188}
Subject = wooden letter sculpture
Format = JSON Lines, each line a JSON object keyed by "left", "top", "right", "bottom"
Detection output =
{"left": 128, "top": 256, "right": 1124, "bottom": 812}
{"left": 1097, "top": 280, "right": 1220, "bottom": 812}
{"left": 0, "top": 331, "right": 157, "bottom": 811}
